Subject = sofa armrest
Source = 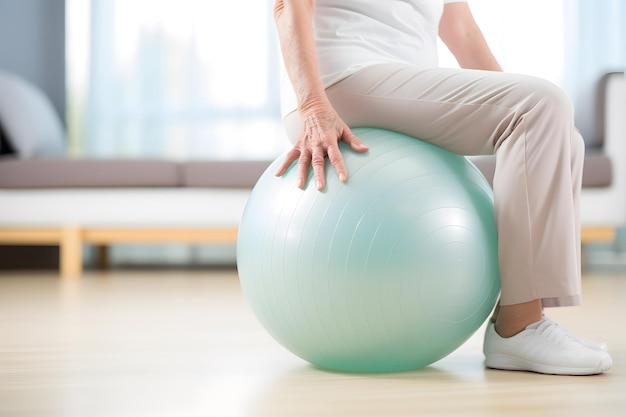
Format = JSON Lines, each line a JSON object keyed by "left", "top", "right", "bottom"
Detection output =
{"left": 580, "top": 72, "right": 626, "bottom": 227}
{"left": 604, "top": 73, "right": 626, "bottom": 181}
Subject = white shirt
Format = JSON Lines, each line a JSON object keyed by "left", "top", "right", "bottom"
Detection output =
{"left": 281, "top": 0, "right": 467, "bottom": 115}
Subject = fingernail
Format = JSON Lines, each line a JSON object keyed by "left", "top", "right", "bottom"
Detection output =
{"left": 316, "top": 180, "right": 323, "bottom": 190}
{"left": 339, "top": 173, "right": 347, "bottom": 182}
{"left": 297, "top": 178, "right": 304, "bottom": 189}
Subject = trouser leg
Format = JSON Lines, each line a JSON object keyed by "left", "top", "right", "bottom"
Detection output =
{"left": 284, "top": 63, "right": 584, "bottom": 306}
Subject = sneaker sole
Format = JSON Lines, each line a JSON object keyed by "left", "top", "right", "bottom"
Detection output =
{"left": 485, "top": 354, "right": 612, "bottom": 376}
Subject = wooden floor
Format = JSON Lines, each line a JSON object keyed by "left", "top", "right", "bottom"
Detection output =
{"left": 0, "top": 268, "right": 624, "bottom": 417}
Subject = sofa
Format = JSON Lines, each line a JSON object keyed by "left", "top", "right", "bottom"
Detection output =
{"left": 1, "top": 71, "right": 625, "bottom": 278}
{"left": 0, "top": 70, "right": 273, "bottom": 277}
{"left": 0, "top": 157, "right": 271, "bottom": 277}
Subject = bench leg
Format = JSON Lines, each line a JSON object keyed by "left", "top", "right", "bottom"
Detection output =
{"left": 580, "top": 227, "right": 616, "bottom": 243}
{"left": 96, "top": 245, "right": 110, "bottom": 270}
{"left": 60, "top": 226, "right": 82, "bottom": 278}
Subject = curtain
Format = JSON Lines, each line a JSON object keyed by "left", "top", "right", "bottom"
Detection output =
{"left": 564, "top": 0, "right": 626, "bottom": 143}
{"left": 69, "top": 0, "right": 286, "bottom": 160}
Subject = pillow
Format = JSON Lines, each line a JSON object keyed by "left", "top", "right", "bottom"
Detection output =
{"left": 0, "top": 71, "right": 66, "bottom": 158}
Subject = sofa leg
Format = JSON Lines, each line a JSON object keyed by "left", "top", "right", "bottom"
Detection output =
{"left": 60, "top": 226, "right": 82, "bottom": 278}
{"left": 96, "top": 245, "right": 110, "bottom": 270}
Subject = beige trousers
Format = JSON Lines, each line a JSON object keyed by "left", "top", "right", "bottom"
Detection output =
{"left": 284, "top": 63, "right": 584, "bottom": 307}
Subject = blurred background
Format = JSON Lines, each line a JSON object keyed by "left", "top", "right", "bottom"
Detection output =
{"left": 1, "top": 0, "right": 625, "bottom": 269}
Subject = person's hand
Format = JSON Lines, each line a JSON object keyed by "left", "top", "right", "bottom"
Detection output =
{"left": 275, "top": 104, "right": 369, "bottom": 191}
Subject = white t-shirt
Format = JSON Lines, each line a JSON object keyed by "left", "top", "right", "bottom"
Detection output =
{"left": 281, "top": 0, "right": 467, "bottom": 115}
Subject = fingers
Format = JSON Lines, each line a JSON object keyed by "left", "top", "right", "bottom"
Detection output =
{"left": 275, "top": 148, "right": 311, "bottom": 189}
{"left": 275, "top": 132, "right": 366, "bottom": 191}
{"left": 342, "top": 128, "right": 369, "bottom": 153}
{"left": 326, "top": 143, "right": 347, "bottom": 184}
{"left": 311, "top": 147, "right": 327, "bottom": 191}
{"left": 298, "top": 150, "right": 313, "bottom": 189}
{"left": 275, "top": 145, "right": 332, "bottom": 191}
{"left": 275, "top": 120, "right": 367, "bottom": 191}
{"left": 275, "top": 148, "right": 300, "bottom": 177}
{"left": 324, "top": 127, "right": 366, "bottom": 184}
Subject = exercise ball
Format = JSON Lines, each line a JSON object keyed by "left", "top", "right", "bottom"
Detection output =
{"left": 237, "top": 127, "right": 500, "bottom": 373}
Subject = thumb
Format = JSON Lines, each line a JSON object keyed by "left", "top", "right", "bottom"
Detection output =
{"left": 341, "top": 128, "right": 369, "bottom": 153}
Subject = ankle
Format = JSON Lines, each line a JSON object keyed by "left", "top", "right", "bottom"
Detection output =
{"left": 494, "top": 299, "right": 542, "bottom": 338}
{"left": 490, "top": 300, "right": 501, "bottom": 323}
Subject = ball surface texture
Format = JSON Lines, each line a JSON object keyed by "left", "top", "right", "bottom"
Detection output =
{"left": 237, "top": 128, "right": 500, "bottom": 373}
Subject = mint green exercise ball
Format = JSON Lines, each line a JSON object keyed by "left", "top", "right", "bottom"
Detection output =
{"left": 237, "top": 128, "right": 500, "bottom": 373}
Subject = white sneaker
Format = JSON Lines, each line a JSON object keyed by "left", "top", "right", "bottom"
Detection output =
{"left": 541, "top": 316, "right": 608, "bottom": 352}
{"left": 483, "top": 318, "right": 613, "bottom": 375}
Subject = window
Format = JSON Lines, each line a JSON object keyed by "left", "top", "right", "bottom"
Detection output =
{"left": 67, "top": 0, "right": 287, "bottom": 160}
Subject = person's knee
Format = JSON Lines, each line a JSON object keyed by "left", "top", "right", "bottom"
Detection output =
{"left": 521, "top": 76, "right": 574, "bottom": 120}
{"left": 514, "top": 77, "right": 578, "bottom": 154}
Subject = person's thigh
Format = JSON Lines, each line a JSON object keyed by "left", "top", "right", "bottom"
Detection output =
{"left": 317, "top": 63, "right": 562, "bottom": 156}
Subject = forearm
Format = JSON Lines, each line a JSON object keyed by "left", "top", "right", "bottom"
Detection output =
{"left": 449, "top": 28, "right": 502, "bottom": 71}
{"left": 439, "top": 2, "right": 502, "bottom": 72}
{"left": 274, "top": 0, "right": 329, "bottom": 112}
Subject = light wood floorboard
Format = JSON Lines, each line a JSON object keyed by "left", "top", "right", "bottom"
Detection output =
{"left": 0, "top": 269, "right": 624, "bottom": 417}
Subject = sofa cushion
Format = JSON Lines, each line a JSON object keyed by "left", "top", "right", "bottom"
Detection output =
{"left": 468, "top": 152, "right": 612, "bottom": 189}
{"left": 582, "top": 152, "right": 613, "bottom": 187}
{"left": 0, "top": 158, "right": 179, "bottom": 188}
{"left": 0, "top": 71, "right": 66, "bottom": 158}
{"left": 1, "top": 155, "right": 611, "bottom": 190}
{"left": 182, "top": 160, "right": 272, "bottom": 188}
